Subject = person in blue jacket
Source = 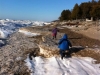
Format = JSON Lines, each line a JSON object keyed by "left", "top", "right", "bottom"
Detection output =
{"left": 58, "top": 34, "right": 72, "bottom": 59}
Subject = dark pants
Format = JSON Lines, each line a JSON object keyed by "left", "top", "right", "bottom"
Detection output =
{"left": 59, "top": 50, "right": 66, "bottom": 59}
{"left": 60, "top": 49, "right": 72, "bottom": 59}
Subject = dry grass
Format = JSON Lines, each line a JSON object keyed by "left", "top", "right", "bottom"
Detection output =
{"left": 59, "top": 28, "right": 100, "bottom": 47}
{"left": 71, "top": 49, "right": 100, "bottom": 64}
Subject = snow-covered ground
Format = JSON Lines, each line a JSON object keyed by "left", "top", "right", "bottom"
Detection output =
{"left": 0, "top": 19, "right": 50, "bottom": 38}
{"left": 0, "top": 19, "right": 100, "bottom": 75}
{"left": 25, "top": 56, "right": 100, "bottom": 75}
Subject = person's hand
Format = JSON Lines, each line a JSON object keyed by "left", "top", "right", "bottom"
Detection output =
{"left": 55, "top": 43, "right": 58, "bottom": 45}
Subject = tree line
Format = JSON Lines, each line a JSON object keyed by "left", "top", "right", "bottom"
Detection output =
{"left": 59, "top": 0, "right": 100, "bottom": 21}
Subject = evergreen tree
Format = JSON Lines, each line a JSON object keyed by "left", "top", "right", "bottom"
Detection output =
{"left": 59, "top": 9, "right": 71, "bottom": 21}
{"left": 90, "top": 5, "right": 100, "bottom": 19}
{"left": 59, "top": 0, "right": 100, "bottom": 21}
{"left": 71, "top": 3, "right": 80, "bottom": 20}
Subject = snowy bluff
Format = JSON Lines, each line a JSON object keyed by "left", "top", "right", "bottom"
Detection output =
{"left": 19, "top": 26, "right": 62, "bottom": 58}
{"left": 0, "top": 19, "right": 100, "bottom": 75}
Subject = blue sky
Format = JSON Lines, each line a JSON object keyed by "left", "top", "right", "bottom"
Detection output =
{"left": 0, "top": 0, "right": 91, "bottom": 22}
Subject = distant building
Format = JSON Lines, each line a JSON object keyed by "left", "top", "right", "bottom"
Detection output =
{"left": 86, "top": 17, "right": 93, "bottom": 22}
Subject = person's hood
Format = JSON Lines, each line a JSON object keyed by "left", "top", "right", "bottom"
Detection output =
{"left": 62, "top": 34, "right": 68, "bottom": 39}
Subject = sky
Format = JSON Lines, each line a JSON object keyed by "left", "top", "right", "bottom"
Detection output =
{"left": 0, "top": 0, "right": 91, "bottom": 22}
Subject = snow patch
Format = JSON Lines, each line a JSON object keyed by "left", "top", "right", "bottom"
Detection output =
{"left": 25, "top": 56, "right": 100, "bottom": 75}
{"left": 19, "top": 30, "right": 40, "bottom": 37}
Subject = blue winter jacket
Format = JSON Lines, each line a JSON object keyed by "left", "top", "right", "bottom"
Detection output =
{"left": 58, "top": 34, "right": 72, "bottom": 50}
